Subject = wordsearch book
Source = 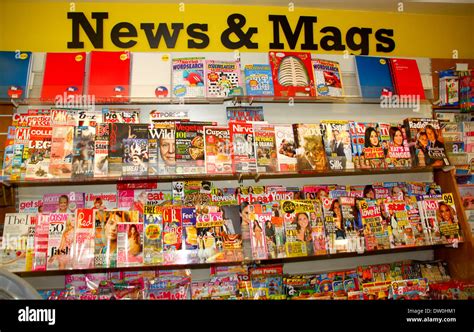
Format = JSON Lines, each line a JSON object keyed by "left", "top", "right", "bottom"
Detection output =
{"left": 205, "top": 60, "right": 243, "bottom": 97}
{"left": 0, "top": 51, "right": 32, "bottom": 99}
{"left": 312, "top": 58, "right": 344, "bottom": 97}
{"left": 130, "top": 52, "right": 171, "bottom": 100}
{"left": 355, "top": 56, "right": 394, "bottom": 99}
{"left": 41, "top": 52, "right": 86, "bottom": 101}
{"left": 172, "top": 57, "right": 206, "bottom": 98}
{"left": 88, "top": 51, "right": 130, "bottom": 103}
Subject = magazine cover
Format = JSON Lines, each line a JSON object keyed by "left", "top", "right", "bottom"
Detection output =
{"left": 338, "top": 196, "right": 362, "bottom": 252}
{"left": 405, "top": 118, "right": 450, "bottom": 167}
{"left": 312, "top": 58, "right": 344, "bottom": 97}
{"left": 41, "top": 52, "right": 86, "bottom": 101}
{"left": 42, "top": 192, "right": 85, "bottom": 213}
{"left": 357, "top": 199, "right": 390, "bottom": 250}
{"left": 293, "top": 124, "right": 326, "bottom": 172}
{"left": 33, "top": 214, "right": 50, "bottom": 271}
{"left": 182, "top": 207, "right": 198, "bottom": 251}
{"left": 130, "top": 52, "right": 171, "bottom": 100}
{"left": 50, "top": 108, "right": 77, "bottom": 126}
{"left": 71, "top": 126, "right": 95, "bottom": 178}
{"left": 386, "top": 123, "right": 412, "bottom": 168}
{"left": 24, "top": 126, "right": 53, "bottom": 180}
{"left": 280, "top": 200, "right": 315, "bottom": 257}
{"left": 143, "top": 205, "right": 164, "bottom": 265}
{"left": 49, "top": 125, "right": 74, "bottom": 178}
{"left": 74, "top": 208, "right": 95, "bottom": 269}
{"left": 117, "top": 222, "right": 143, "bottom": 267}
{"left": 204, "top": 125, "right": 232, "bottom": 174}
{"left": 163, "top": 207, "right": 183, "bottom": 252}
{"left": 93, "top": 123, "right": 109, "bottom": 177}
{"left": 85, "top": 192, "right": 117, "bottom": 210}
{"left": 175, "top": 122, "right": 213, "bottom": 174}
{"left": 355, "top": 122, "right": 386, "bottom": 169}
{"left": 172, "top": 57, "right": 206, "bottom": 98}
{"left": 354, "top": 55, "right": 394, "bottom": 99}
{"left": 1, "top": 213, "right": 31, "bottom": 272}
{"left": 383, "top": 200, "right": 413, "bottom": 248}
{"left": 0, "top": 50, "right": 32, "bottom": 99}
{"left": 24, "top": 215, "right": 37, "bottom": 272}
{"left": 145, "top": 190, "right": 173, "bottom": 206}
{"left": 321, "top": 197, "right": 342, "bottom": 254}
{"left": 436, "top": 193, "right": 462, "bottom": 244}
{"left": 309, "top": 200, "right": 327, "bottom": 255}
{"left": 18, "top": 198, "right": 43, "bottom": 213}
{"left": 254, "top": 123, "right": 278, "bottom": 173}
{"left": 122, "top": 138, "right": 149, "bottom": 176}
{"left": 244, "top": 64, "right": 274, "bottom": 96}
{"left": 405, "top": 196, "right": 430, "bottom": 246}
{"left": 88, "top": 51, "right": 130, "bottom": 103}
{"left": 268, "top": 51, "right": 316, "bottom": 97}
{"left": 47, "top": 213, "right": 75, "bottom": 270}
{"left": 229, "top": 120, "right": 257, "bottom": 173}
{"left": 2, "top": 126, "right": 15, "bottom": 177}
{"left": 102, "top": 108, "right": 140, "bottom": 124}
{"left": 108, "top": 123, "right": 148, "bottom": 177}
{"left": 274, "top": 124, "right": 297, "bottom": 172}
{"left": 205, "top": 60, "right": 242, "bottom": 97}
{"left": 320, "top": 120, "right": 354, "bottom": 170}
{"left": 249, "top": 213, "right": 269, "bottom": 259}
{"left": 94, "top": 210, "right": 139, "bottom": 268}
{"left": 226, "top": 106, "right": 264, "bottom": 122}
{"left": 148, "top": 122, "right": 175, "bottom": 175}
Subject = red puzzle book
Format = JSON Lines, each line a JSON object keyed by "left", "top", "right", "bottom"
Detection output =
{"left": 88, "top": 51, "right": 130, "bottom": 102}
{"left": 389, "top": 58, "right": 425, "bottom": 99}
{"left": 268, "top": 51, "right": 315, "bottom": 98}
{"left": 41, "top": 52, "right": 86, "bottom": 102}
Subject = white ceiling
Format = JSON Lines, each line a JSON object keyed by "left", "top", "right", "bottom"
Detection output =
{"left": 13, "top": 0, "right": 474, "bottom": 15}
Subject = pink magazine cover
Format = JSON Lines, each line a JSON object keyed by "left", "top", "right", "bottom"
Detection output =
{"left": 33, "top": 214, "right": 50, "bottom": 271}
{"left": 74, "top": 208, "right": 95, "bottom": 269}
{"left": 42, "top": 192, "right": 85, "bottom": 213}
{"left": 47, "top": 213, "right": 75, "bottom": 270}
{"left": 117, "top": 222, "right": 143, "bottom": 267}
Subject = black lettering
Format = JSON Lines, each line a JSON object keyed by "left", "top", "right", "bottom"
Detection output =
{"left": 67, "top": 12, "right": 108, "bottom": 49}
{"left": 268, "top": 15, "right": 317, "bottom": 50}
{"left": 346, "top": 27, "right": 372, "bottom": 55}
{"left": 140, "top": 23, "right": 184, "bottom": 48}
{"left": 111, "top": 22, "right": 138, "bottom": 48}
{"left": 319, "top": 26, "right": 346, "bottom": 51}
{"left": 187, "top": 23, "right": 209, "bottom": 49}
{"left": 375, "top": 29, "right": 395, "bottom": 53}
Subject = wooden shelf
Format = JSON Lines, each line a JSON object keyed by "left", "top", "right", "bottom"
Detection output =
{"left": 1, "top": 166, "right": 436, "bottom": 187}
{"left": 14, "top": 243, "right": 449, "bottom": 278}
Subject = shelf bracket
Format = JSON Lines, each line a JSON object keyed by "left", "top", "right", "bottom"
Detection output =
{"left": 254, "top": 173, "right": 261, "bottom": 183}
{"left": 10, "top": 98, "right": 19, "bottom": 109}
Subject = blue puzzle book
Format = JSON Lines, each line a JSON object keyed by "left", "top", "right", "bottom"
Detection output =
{"left": 0, "top": 51, "right": 32, "bottom": 99}
{"left": 244, "top": 64, "right": 274, "bottom": 96}
{"left": 355, "top": 56, "right": 394, "bottom": 99}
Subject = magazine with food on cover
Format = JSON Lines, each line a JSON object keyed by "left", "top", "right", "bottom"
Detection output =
{"left": 204, "top": 126, "right": 232, "bottom": 174}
